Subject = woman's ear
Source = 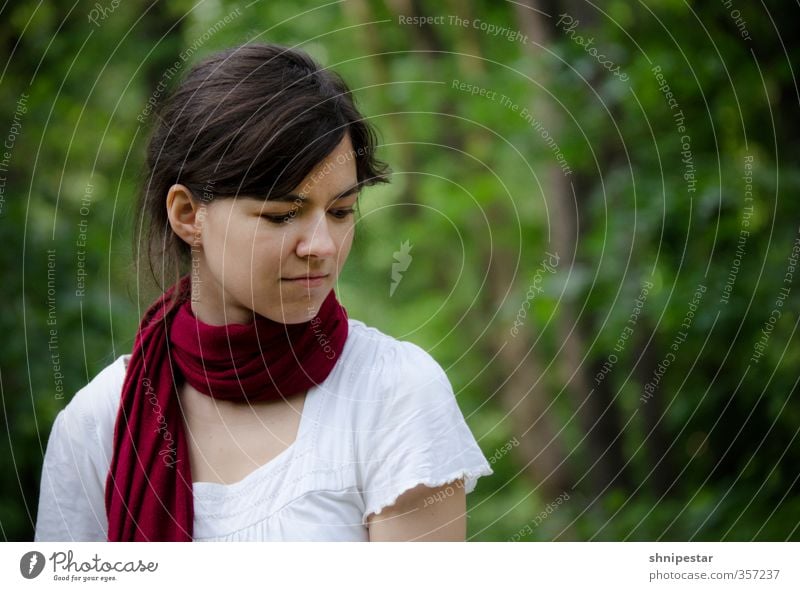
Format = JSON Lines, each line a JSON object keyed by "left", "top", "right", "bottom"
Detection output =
{"left": 166, "top": 184, "right": 204, "bottom": 246}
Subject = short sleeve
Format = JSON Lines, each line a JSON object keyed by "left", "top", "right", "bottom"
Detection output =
{"left": 356, "top": 342, "right": 493, "bottom": 525}
{"left": 34, "top": 409, "right": 108, "bottom": 541}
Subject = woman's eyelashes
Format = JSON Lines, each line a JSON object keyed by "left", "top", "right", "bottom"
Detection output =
{"left": 260, "top": 208, "right": 355, "bottom": 225}
{"left": 261, "top": 210, "right": 298, "bottom": 224}
{"left": 329, "top": 208, "right": 355, "bottom": 220}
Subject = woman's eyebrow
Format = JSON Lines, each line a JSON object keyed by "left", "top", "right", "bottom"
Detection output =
{"left": 265, "top": 183, "right": 363, "bottom": 204}
{"left": 329, "top": 184, "right": 362, "bottom": 202}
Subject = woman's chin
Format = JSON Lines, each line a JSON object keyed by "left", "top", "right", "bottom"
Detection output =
{"left": 257, "top": 303, "right": 321, "bottom": 325}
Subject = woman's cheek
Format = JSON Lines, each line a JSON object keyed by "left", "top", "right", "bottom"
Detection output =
{"left": 336, "top": 227, "right": 355, "bottom": 264}
{"left": 251, "top": 231, "right": 287, "bottom": 278}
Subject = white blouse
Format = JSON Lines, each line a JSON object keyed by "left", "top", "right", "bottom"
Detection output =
{"left": 35, "top": 319, "right": 493, "bottom": 541}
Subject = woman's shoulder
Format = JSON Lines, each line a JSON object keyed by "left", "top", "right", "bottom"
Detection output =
{"left": 57, "top": 354, "right": 128, "bottom": 432}
{"left": 342, "top": 319, "right": 452, "bottom": 401}
{"left": 338, "top": 320, "right": 455, "bottom": 421}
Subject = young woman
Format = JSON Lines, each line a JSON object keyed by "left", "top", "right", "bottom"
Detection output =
{"left": 35, "top": 42, "right": 492, "bottom": 542}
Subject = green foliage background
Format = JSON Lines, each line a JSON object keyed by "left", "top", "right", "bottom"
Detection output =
{"left": 1, "top": 0, "right": 798, "bottom": 541}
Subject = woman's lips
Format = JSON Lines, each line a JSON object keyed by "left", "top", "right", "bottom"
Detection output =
{"left": 281, "top": 274, "right": 329, "bottom": 288}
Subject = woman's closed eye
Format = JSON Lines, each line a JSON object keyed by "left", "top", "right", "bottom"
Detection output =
{"left": 261, "top": 210, "right": 299, "bottom": 224}
{"left": 328, "top": 207, "right": 355, "bottom": 220}
{"left": 260, "top": 208, "right": 355, "bottom": 225}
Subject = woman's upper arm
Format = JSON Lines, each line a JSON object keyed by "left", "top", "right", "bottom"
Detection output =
{"left": 367, "top": 479, "right": 467, "bottom": 541}
{"left": 35, "top": 410, "right": 108, "bottom": 541}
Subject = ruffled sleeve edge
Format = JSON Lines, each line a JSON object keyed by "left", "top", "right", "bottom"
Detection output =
{"left": 361, "top": 463, "right": 494, "bottom": 527}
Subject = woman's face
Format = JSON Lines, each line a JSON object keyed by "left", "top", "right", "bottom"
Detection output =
{"left": 191, "top": 133, "right": 359, "bottom": 325}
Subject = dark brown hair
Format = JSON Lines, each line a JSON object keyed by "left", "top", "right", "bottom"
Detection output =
{"left": 134, "top": 42, "right": 390, "bottom": 294}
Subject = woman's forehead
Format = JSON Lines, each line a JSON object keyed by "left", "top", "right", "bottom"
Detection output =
{"left": 233, "top": 182, "right": 362, "bottom": 208}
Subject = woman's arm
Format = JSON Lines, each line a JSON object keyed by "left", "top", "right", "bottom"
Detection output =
{"left": 366, "top": 479, "right": 466, "bottom": 541}
{"left": 35, "top": 411, "right": 108, "bottom": 541}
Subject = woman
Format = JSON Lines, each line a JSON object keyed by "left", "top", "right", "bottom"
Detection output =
{"left": 35, "top": 42, "right": 492, "bottom": 542}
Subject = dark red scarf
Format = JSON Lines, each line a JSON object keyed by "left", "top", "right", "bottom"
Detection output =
{"left": 105, "top": 275, "right": 348, "bottom": 541}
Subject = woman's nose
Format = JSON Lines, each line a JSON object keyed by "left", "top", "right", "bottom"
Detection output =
{"left": 295, "top": 213, "right": 337, "bottom": 259}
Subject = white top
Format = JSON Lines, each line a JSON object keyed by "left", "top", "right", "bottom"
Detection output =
{"left": 35, "top": 319, "right": 493, "bottom": 541}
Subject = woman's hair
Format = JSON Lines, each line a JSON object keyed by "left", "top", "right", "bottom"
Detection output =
{"left": 134, "top": 42, "right": 390, "bottom": 293}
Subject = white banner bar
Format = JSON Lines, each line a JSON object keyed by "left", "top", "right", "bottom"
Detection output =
{"left": 2, "top": 542, "right": 797, "bottom": 590}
